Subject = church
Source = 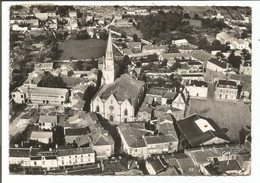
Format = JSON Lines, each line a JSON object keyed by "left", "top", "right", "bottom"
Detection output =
{"left": 91, "top": 31, "right": 145, "bottom": 123}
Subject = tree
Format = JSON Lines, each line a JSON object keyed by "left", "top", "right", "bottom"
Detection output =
{"left": 193, "top": 13, "right": 200, "bottom": 19}
{"left": 170, "top": 62, "right": 182, "bottom": 71}
{"left": 183, "top": 13, "right": 191, "bottom": 19}
{"left": 77, "top": 30, "right": 90, "bottom": 40}
{"left": 216, "top": 52, "right": 224, "bottom": 58}
{"left": 136, "top": 61, "right": 142, "bottom": 68}
{"left": 39, "top": 72, "right": 65, "bottom": 88}
{"left": 241, "top": 31, "right": 248, "bottom": 39}
{"left": 168, "top": 44, "right": 179, "bottom": 53}
{"left": 74, "top": 60, "right": 84, "bottom": 71}
{"left": 133, "top": 34, "right": 139, "bottom": 42}
{"left": 228, "top": 51, "right": 242, "bottom": 69}
{"left": 122, "top": 55, "right": 131, "bottom": 65}
{"left": 121, "top": 32, "right": 127, "bottom": 38}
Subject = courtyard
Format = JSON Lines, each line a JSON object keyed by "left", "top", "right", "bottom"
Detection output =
{"left": 58, "top": 39, "right": 107, "bottom": 60}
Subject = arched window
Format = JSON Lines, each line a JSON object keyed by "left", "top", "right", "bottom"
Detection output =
{"left": 124, "top": 118, "right": 127, "bottom": 123}
{"left": 124, "top": 109, "right": 128, "bottom": 116}
{"left": 110, "top": 115, "right": 114, "bottom": 122}
{"left": 96, "top": 105, "right": 100, "bottom": 112}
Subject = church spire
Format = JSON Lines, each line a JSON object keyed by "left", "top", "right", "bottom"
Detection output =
{"left": 102, "top": 30, "right": 115, "bottom": 85}
{"left": 105, "top": 30, "right": 113, "bottom": 60}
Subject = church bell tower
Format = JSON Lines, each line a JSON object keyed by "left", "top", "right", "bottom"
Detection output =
{"left": 102, "top": 30, "right": 115, "bottom": 85}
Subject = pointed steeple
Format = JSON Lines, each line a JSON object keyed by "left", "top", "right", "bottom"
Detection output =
{"left": 106, "top": 30, "right": 113, "bottom": 60}
{"left": 102, "top": 30, "right": 115, "bottom": 85}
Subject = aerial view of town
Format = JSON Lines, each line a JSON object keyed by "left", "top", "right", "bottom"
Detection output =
{"left": 8, "top": 5, "right": 251, "bottom": 175}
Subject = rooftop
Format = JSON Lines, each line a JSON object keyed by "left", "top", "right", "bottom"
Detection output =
{"left": 208, "top": 58, "right": 227, "bottom": 69}
{"left": 30, "top": 131, "right": 53, "bottom": 139}
{"left": 57, "top": 147, "right": 94, "bottom": 156}
{"left": 39, "top": 115, "right": 58, "bottom": 124}
{"left": 185, "top": 80, "right": 208, "bottom": 87}
{"left": 9, "top": 148, "right": 30, "bottom": 157}
{"left": 97, "top": 74, "right": 145, "bottom": 108}
{"left": 65, "top": 127, "right": 90, "bottom": 136}
{"left": 177, "top": 114, "right": 230, "bottom": 147}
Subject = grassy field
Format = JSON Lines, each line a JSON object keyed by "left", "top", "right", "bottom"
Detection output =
{"left": 188, "top": 98, "right": 251, "bottom": 142}
{"left": 58, "top": 39, "right": 107, "bottom": 60}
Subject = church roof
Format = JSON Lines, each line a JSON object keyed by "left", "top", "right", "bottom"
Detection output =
{"left": 97, "top": 74, "right": 145, "bottom": 107}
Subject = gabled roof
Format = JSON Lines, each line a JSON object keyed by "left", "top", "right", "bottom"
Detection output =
{"left": 219, "top": 160, "right": 242, "bottom": 171}
{"left": 97, "top": 74, "right": 145, "bottom": 107}
{"left": 65, "top": 127, "right": 89, "bottom": 136}
{"left": 91, "top": 130, "right": 114, "bottom": 146}
{"left": 39, "top": 115, "right": 57, "bottom": 124}
{"left": 9, "top": 148, "right": 30, "bottom": 157}
{"left": 177, "top": 114, "right": 230, "bottom": 147}
{"left": 162, "top": 91, "right": 177, "bottom": 99}
{"left": 117, "top": 123, "right": 149, "bottom": 148}
{"left": 30, "top": 131, "right": 52, "bottom": 139}
{"left": 146, "top": 157, "right": 166, "bottom": 174}
{"left": 57, "top": 147, "right": 94, "bottom": 156}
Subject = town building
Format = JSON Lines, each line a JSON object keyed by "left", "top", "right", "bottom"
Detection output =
{"left": 117, "top": 121, "right": 179, "bottom": 159}
{"left": 184, "top": 80, "right": 208, "bottom": 98}
{"left": 142, "top": 45, "right": 168, "bottom": 55}
{"left": 30, "top": 131, "right": 53, "bottom": 144}
{"left": 207, "top": 58, "right": 229, "bottom": 72}
{"left": 91, "top": 74, "right": 145, "bottom": 123}
{"left": 216, "top": 32, "right": 235, "bottom": 44}
{"left": 64, "top": 127, "right": 89, "bottom": 144}
{"left": 239, "top": 60, "right": 252, "bottom": 75}
{"left": 57, "top": 147, "right": 95, "bottom": 167}
{"left": 38, "top": 115, "right": 58, "bottom": 130}
{"left": 9, "top": 148, "right": 31, "bottom": 167}
{"left": 145, "top": 157, "right": 167, "bottom": 175}
{"left": 177, "top": 114, "right": 230, "bottom": 147}
{"left": 214, "top": 80, "right": 238, "bottom": 101}
{"left": 11, "top": 86, "right": 69, "bottom": 105}
{"left": 163, "top": 153, "right": 201, "bottom": 175}
{"left": 172, "top": 39, "right": 188, "bottom": 47}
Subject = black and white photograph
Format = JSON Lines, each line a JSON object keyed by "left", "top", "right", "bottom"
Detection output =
{"left": 1, "top": 0, "right": 259, "bottom": 181}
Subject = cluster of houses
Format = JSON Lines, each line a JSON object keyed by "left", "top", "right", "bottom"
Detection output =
{"left": 9, "top": 6, "right": 251, "bottom": 175}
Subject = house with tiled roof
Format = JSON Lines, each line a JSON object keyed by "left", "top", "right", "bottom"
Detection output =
{"left": 57, "top": 147, "right": 95, "bottom": 167}
{"left": 91, "top": 74, "right": 145, "bottom": 123}
{"left": 184, "top": 80, "right": 208, "bottom": 98}
{"left": 142, "top": 45, "right": 168, "bottom": 55}
{"left": 177, "top": 114, "right": 230, "bottom": 148}
{"left": 117, "top": 121, "right": 179, "bottom": 159}
{"left": 64, "top": 127, "right": 90, "bottom": 144}
{"left": 162, "top": 153, "right": 201, "bottom": 175}
{"left": 90, "top": 130, "right": 115, "bottom": 158}
{"left": 207, "top": 58, "right": 229, "bottom": 72}
{"left": 216, "top": 32, "right": 235, "bottom": 44}
{"left": 214, "top": 79, "right": 238, "bottom": 101}
{"left": 145, "top": 157, "right": 167, "bottom": 175}
{"left": 38, "top": 115, "right": 58, "bottom": 130}
{"left": 9, "top": 148, "right": 31, "bottom": 167}
{"left": 30, "top": 131, "right": 53, "bottom": 144}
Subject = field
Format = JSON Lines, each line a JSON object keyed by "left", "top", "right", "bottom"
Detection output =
{"left": 58, "top": 39, "right": 107, "bottom": 60}
{"left": 188, "top": 98, "right": 251, "bottom": 142}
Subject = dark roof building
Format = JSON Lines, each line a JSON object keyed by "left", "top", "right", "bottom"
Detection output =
{"left": 177, "top": 114, "right": 230, "bottom": 147}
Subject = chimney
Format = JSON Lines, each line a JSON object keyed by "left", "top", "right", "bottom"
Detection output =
{"left": 55, "top": 144, "right": 58, "bottom": 149}
{"left": 49, "top": 148, "right": 52, "bottom": 152}
{"left": 15, "top": 144, "right": 19, "bottom": 148}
